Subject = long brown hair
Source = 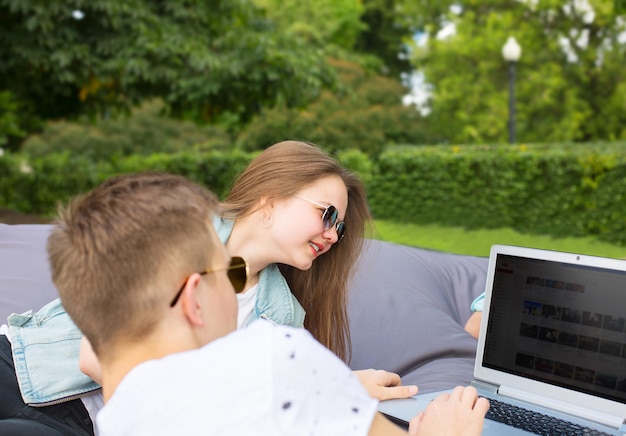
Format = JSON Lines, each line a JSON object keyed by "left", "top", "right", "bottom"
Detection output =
{"left": 221, "top": 141, "right": 371, "bottom": 362}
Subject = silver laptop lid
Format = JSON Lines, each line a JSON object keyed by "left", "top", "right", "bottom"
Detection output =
{"left": 474, "top": 245, "right": 626, "bottom": 424}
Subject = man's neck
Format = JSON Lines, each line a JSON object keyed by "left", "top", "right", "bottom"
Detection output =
{"left": 100, "top": 327, "right": 201, "bottom": 402}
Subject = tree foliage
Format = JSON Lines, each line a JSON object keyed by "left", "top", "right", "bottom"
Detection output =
{"left": 20, "top": 100, "right": 232, "bottom": 162}
{"left": 403, "top": 0, "right": 626, "bottom": 144}
{"left": 253, "top": 0, "right": 365, "bottom": 49}
{"left": 0, "top": 91, "right": 25, "bottom": 146}
{"left": 254, "top": 0, "right": 417, "bottom": 78}
{"left": 354, "top": 0, "right": 416, "bottom": 78}
{"left": 238, "top": 59, "right": 429, "bottom": 156}
{"left": 0, "top": 0, "right": 336, "bottom": 144}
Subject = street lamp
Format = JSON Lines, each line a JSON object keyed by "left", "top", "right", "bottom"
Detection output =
{"left": 502, "top": 36, "right": 521, "bottom": 144}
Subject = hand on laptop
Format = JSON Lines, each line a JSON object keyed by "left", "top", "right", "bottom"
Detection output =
{"left": 355, "top": 369, "right": 418, "bottom": 401}
{"left": 407, "top": 386, "right": 489, "bottom": 436}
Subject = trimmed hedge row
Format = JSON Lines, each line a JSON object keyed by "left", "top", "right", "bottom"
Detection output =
{"left": 0, "top": 150, "right": 252, "bottom": 216}
{"left": 368, "top": 143, "right": 626, "bottom": 246}
{"left": 1, "top": 142, "right": 625, "bottom": 246}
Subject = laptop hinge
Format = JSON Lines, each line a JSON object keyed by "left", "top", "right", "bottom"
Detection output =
{"left": 470, "top": 379, "right": 498, "bottom": 395}
{"left": 498, "top": 385, "right": 623, "bottom": 430}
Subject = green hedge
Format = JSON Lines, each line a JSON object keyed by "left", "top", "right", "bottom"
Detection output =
{"left": 1, "top": 143, "right": 625, "bottom": 246}
{"left": 368, "top": 142, "right": 626, "bottom": 246}
{"left": 0, "top": 150, "right": 253, "bottom": 217}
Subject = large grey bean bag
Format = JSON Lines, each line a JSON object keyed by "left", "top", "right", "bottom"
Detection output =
{"left": 1, "top": 224, "right": 488, "bottom": 394}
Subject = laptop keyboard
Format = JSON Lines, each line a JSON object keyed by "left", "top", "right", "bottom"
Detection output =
{"left": 486, "top": 398, "right": 611, "bottom": 435}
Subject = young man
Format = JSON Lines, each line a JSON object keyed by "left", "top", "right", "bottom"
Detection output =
{"left": 49, "top": 172, "right": 488, "bottom": 435}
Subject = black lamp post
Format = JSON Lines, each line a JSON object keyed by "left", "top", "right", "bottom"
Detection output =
{"left": 502, "top": 36, "right": 522, "bottom": 144}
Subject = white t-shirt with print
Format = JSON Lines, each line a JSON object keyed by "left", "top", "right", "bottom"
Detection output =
{"left": 97, "top": 320, "right": 377, "bottom": 436}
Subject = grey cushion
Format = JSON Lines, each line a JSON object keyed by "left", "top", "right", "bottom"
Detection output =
{"left": 0, "top": 224, "right": 489, "bottom": 394}
{"left": 348, "top": 239, "right": 488, "bottom": 393}
{"left": 0, "top": 224, "right": 58, "bottom": 322}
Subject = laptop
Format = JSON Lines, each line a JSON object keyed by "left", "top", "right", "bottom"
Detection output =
{"left": 379, "top": 244, "right": 626, "bottom": 435}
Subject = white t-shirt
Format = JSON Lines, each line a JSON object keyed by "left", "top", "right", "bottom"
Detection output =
{"left": 97, "top": 320, "right": 377, "bottom": 436}
{"left": 236, "top": 283, "right": 258, "bottom": 328}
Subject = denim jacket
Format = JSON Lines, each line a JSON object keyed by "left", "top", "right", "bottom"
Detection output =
{"left": 470, "top": 292, "right": 485, "bottom": 312}
{"left": 213, "top": 216, "right": 305, "bottom": 328}
{"left": 7, "top": 298, "right": 100, "bottom": 405}
{"left": 9, "top": 216, "right": 304, "bottom": 405}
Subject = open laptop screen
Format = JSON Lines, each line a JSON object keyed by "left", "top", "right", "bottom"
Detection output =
{"left": 482, "top": 253, "right": 626, "bottom": 404}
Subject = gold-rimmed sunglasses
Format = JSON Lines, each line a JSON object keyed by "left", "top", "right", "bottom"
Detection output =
{"left": 169, "top": 256, "right": 249, "bottom": 307}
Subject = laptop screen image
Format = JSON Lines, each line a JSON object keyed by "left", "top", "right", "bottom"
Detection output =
{"left": 480, "top": 251, "right": 626, "bottom": 405}
{"left": 379, "top": 245, "right": 626, "bottom": 434}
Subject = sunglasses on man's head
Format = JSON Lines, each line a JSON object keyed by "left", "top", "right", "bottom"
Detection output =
{"left": 169, "top": 256, "right": 249, "bottom": 307}
{"left": 294, "top": 195, "right": 345, "bottom": 243}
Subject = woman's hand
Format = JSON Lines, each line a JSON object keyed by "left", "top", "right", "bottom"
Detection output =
{"left": 79, "top": 335, "right": 103, "bottom": 385}
{"left": 354, "top": 369, "right": 418, "bottom": 401}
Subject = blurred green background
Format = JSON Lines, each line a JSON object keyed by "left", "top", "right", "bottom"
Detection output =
{"left": 1, "top": 0, "right": 625, "bottom": 256}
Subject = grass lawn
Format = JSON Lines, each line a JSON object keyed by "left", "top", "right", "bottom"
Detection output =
{"left": 372, "top": 220, "right": 626, "bottom": 259}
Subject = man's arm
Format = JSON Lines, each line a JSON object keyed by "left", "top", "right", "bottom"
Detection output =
{"left": 269, "top": 324, "right": 488, "bottom": 436}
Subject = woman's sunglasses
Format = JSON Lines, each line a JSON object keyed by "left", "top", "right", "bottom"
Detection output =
{"left": 170, "top": 256, "right": 249, "bottom": 307}
{"left": 294, "top": 195, "right": 345, "bottom": 243}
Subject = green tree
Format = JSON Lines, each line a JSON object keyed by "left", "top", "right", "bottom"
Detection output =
{"left": 253, "top": 0, "right": 420, "bottom": 79}
{"left": 0, "top": 91, "right": 25, "bottom": 147}
{"left": 243, "top": 0, "right": 427, "bottom": 153}
{"left": 0, "top": 0, "right": 336, "bottom": 144}
{"left": 253, "top": 0, "right": 365, "bottom": 50}
{"left": 238, "top": 59, "right": 429, "bottom": 155}
{"left": 403, "top": 0, "right": 626, "bottom": 144}
{"left": 20, "top": 100, "right": 233, "bottom": 162}
{"left": 354, "top": 0, "right": 416, "bottom": 78}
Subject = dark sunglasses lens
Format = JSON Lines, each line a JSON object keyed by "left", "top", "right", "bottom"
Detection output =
{"left": 228, "top": 257, "right": 247, "bottom": 293}
{"left": 336, "top": 222, "right": 345, "bottom": 242}
{"left": 323, "top": 206, "right": 339, "bottom": 230}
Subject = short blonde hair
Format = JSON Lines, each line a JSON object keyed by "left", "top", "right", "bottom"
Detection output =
{"left": 48, "top": 172, "right": 220, "bottom": 356}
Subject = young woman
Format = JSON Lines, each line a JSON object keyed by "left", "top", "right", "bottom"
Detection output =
{"left": 218, "top": 140, "right": 368, "bottom": 361}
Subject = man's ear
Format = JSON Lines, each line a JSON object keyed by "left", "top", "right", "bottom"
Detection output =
{"left": 179, "top": 274, "right": 205, "bottom": 327}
